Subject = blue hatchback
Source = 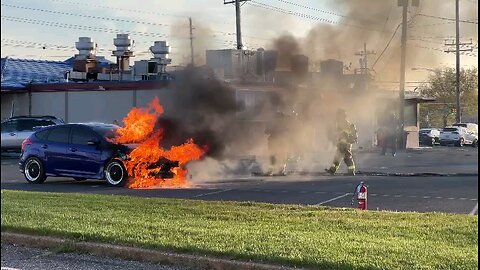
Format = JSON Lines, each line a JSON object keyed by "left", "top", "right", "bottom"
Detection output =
{"left": 19, "top": 123, "right": 131, "bottom": 187}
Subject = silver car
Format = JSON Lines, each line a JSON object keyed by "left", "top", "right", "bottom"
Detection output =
{"left": 1, "top": 116, "right": 64, "bottom": 152}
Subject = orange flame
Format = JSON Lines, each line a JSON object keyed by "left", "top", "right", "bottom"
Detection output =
{"left": 115, "top": 97, "right": 205, "bottom": 188}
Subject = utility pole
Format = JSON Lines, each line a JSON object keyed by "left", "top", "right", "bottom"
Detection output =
{"left": 189, "top": 17, "right": 194, "bottom": 66}
{"left": 397, "top": 0, "right": 419, "bottom": 149}
{"left": 355, "top": 43, "right": 376, "bottom": 146}
{"left": 443, "top": 0, "right": 473, "bottom": 123}
{"left": 354, "top": 43, "right": 376, "bottom": 76}
{"left": 224, "top": 0, "right": 249, "bottom": 49}
{"left": 455, "top": 0, "right": 460, "bottom": 123}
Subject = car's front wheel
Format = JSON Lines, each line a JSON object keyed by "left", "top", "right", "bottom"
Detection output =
{"left": 24, "top": 157, "right": 46, "bottom": 184}
{"left": 104, "top": 159, "right": 128, "bottom": 187}
{"left": 456, "top": 138, "right": 465, "bottom": 147}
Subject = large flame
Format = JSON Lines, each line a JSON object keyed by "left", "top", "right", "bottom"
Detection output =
{"left": 115, "top": 97, "right": 206, "bottom": 188}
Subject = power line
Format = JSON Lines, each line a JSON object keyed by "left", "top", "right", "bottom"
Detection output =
{"left": 0, "top": 15, "right": 259, "bottom": 48}
{"left": 272, "top": 0, "right": 394, "bottom": 27}
{"left": 271, "top": 0, "right": 353, "bottom": 21}
{"left": 1, "top": 3, "right": 269, "bottom": 43}
{"left": 1, "top": 16, "right": 171, "bottom": 38}
{"left": 246, "top": 0, "right": 387, "bottom": 32}
{"left": 372, "top": 23, "right": 402, "bottom": 68}
{"left": 417, "top": 13, "right": 478, "bottom": 24}
{"left": 1, "top": 3, "right": 172, "bottom": 27}
{"left": 40, "top": 0, "right": 188, "bottom": 18}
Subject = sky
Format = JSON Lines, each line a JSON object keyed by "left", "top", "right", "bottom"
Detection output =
{"left": 1, "top": 0, "right": 478, "bottom": 84}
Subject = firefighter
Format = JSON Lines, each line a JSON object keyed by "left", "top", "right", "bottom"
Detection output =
{"left": 325, "top": 109, "right": 358, "bottom": 176}
{"left": 265, "top": 111, "right": 289, "bottom": 175}
{"left": 381, "top": 112, "right": 399, "bottom": 156}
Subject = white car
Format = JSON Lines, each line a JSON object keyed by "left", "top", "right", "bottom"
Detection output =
{"left": 452, "top": 123, "right": 478, "bottom": 136}
{"left": 439, "top": 126, "right": 478, "bottom": 147}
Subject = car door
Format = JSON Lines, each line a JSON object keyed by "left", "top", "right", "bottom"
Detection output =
{"left": 65, "top": 126, "right": 103, "bottom": 176}
{"left": 43, "top": 126, "right": 71, "bottom": 174}
{"left": 1, "top": 120, "right": 18, "bottom": 150}
{"left": 464, "top": 129, "right": 475, "bottom": 144}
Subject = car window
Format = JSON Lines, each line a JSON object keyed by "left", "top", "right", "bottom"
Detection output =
{"left": 17, "top": 119, "right": 48, "bottom": 131}
{"left": 17, "top": 120, "right": 35, "bottom": 131}
{"left": 37, "top": 120, "right": 56, "bottom": 127}
{"left": 71, "top": 127, "right": 99, "bottom": 145}
{"left": 47, "top": 127, "right": 70, "bottom": 143}
{"left": 1, "top": 120, "right": 17, "bottom": 132}
{"left": 443, "top": 128, "right": 458, "bottom": 132}
{"left": 35, "top": 129, "right": 50, "bottom": 140}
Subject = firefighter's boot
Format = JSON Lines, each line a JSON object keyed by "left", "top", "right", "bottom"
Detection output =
{"left": 325, "top": 167, "right": 337, "bottom": 175}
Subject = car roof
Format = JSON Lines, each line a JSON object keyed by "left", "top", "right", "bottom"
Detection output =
{"left": 68, "top": 122, "right": 120, "bottom": 128}
{"left": 8, "top": 115, "right": 60, "bottom": 120}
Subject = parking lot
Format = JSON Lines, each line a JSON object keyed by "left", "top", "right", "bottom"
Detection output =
{"left": 1, "top": 146, "right": 478, "bottom": 214}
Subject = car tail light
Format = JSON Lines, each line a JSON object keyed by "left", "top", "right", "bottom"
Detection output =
{"left": 21, "top": 138, "right": 32, "bottom": 151}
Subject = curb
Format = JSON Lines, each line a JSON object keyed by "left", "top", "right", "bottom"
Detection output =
{"left": 1, "top": 232, "right": 304, "bottom": 270}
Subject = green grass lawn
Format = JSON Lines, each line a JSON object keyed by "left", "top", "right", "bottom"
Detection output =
{"left": 1, "top": 190, "right": 477, "bottom": 270}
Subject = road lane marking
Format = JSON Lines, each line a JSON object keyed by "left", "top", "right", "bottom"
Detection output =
{"left": 315, "top": 193, "right": 352, "bottom": 206}
{"left": 2, "top": 267, "right": 23, "bottom": 270}
{"left": 469, "top": 203, "right": 478, "bottom": 215}
{"left": 191, "top": 189, "right": 232, "bottom": 198}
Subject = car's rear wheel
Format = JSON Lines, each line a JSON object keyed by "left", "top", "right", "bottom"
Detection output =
{"left": 430, "top": 137, "right": 435, "bottom": 146}
{"left": 472, "top": 139, "right": 478, "bottom": 148}
{"left": 104, "top": 159, "right": 127, "bottom": 187}
{"left": 24, "top": 157, "right": 46, "bottom": 184}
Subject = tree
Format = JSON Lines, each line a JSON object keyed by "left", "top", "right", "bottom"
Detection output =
{"left": 419, "top": 67, "right": 478, "bottom": 128}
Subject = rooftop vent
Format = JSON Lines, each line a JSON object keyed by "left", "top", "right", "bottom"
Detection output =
{"left": 74, "top": 37, "right": 96, "bottom": 60}
{"left": 112, "top": 34, "right": 134, "bottom": 72}
{"left": 150, "top": 41, "right": 171, "bottom": 73}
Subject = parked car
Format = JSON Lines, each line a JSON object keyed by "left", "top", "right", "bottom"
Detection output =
{"left": 19, "top": 123, "right": 178, "bottom": 187}
{"left": 419, "top": 128, "right": 441, "bottom": 146}
{"left": 452, "top": 123, "right": 478, "bottom": 136}
{"left": 439, "top": 126, "right": 478, "bottom": 147}
{"left": 1, "top": 116, "right": 64, "bottom": 152}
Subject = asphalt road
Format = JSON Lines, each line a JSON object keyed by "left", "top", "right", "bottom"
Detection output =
{"left": 1, "top": 243, "right": 196, "bottom": 270}
{"left": 2, "top": 147, "right": 478, "bottom": 214}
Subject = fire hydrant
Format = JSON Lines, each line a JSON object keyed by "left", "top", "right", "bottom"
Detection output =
{"left": 351, "top": 181, "right": 368, "bottom": 210}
